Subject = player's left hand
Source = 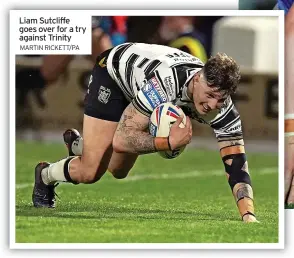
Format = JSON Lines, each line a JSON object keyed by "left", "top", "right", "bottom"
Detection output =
{"left": 242, "top": 214, "right": 260, "bottom": 223}
{"left": 285, "top": 136, "right": 294, "bottom": 204}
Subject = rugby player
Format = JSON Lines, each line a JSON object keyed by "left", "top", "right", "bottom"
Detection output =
{"left": 283, "top": 1, "right": 294, "bottom": 205}
{"left": 32, "top": 42, "right": 257, "bottom": 222}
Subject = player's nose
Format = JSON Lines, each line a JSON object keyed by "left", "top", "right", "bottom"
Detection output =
{"left": 208, "top": 98, "right": 218, "bottom": 110}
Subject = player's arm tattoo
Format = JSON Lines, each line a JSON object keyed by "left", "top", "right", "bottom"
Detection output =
{"left": 217, "top": 137, "right": 255, "bottom": 219}
{"left": 114, "top": 103, "right": 156, "bottom": 154}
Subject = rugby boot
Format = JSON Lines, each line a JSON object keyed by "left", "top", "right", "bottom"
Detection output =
{"left": 32, "top": 162, "right": 59, "bottom": 208}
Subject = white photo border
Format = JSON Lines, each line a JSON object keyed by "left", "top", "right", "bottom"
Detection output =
{"left": 10, "top": 9, "right": 284, "bottom": 250}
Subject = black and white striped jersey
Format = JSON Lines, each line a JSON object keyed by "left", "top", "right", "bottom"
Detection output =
{"left": 106, "top": 42, "right": 242, "bottom": 139}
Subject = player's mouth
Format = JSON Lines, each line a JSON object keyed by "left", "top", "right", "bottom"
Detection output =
{"left": 203, "top": 104, "right": 211, "bottom": 113}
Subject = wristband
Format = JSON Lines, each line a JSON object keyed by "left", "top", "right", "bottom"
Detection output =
{"left": 167, "top": 136, "right": 172, "bottom": 151}
{"left": 154, "top": 137, "right": 171, "bottom": 151}
{"left": 242, "top": 211, "right": 256, "bottom": 221}
{"left": 285, "top": 119, "right": 294, "bottom": 135}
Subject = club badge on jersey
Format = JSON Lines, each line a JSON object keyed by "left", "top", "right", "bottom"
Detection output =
{"left": 97, "top": 86, "right": 111, "bottom": 104}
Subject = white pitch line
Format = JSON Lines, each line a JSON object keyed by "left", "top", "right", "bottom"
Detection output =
{"left": 15, "top": 167, "right": 277, "bottom": 189}
{"left": 125, "top": 167, "right": 277, "bottom": 181}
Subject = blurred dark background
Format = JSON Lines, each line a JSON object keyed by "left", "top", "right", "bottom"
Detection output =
{"left": 239, "top": 0, "right": 277, "bottom": 9}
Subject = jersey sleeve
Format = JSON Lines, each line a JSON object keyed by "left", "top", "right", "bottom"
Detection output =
{"left": 209, "top": 97, "right": 243, "bottom": 139}
{"left": 132, "top": 69, "right": 175, "bottom": 116}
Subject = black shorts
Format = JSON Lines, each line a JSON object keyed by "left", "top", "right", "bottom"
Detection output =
{"left": 84, "top": 49, "right": 129, "bottom": 122}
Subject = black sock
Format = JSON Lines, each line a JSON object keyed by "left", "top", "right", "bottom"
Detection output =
{"left": 64, "top": 157, "right": 79, "bottom": 184}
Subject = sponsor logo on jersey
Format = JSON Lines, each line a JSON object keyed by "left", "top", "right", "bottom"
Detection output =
{"left": 166, "top": 52, "right": 192, "bottom": 58}
{"left": 150, "top": 77, "right": 167, "bottom": 102}
{"left": 142, "top": 79, "right": 152, "bottom": 91}
{"left": 142, "top": 84, "right": 162, "bottom": 109}
{"left": 97, "top": 85, "right": 111, "bottom": 104}
{"left": 226, "top": 123, "right": 241, "bottom": 132}
{"left": 173, "top": 57, "right": 198, "bottom": 63}
{"left": 142, "top": 77, "right": 167, "bottom": 108}
{"left": 163, "top": 76, "right": 174, "bottom": 97}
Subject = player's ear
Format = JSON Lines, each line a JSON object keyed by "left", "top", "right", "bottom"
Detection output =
{"left": 194, "top": 72, "right": 201, "bottom": 82}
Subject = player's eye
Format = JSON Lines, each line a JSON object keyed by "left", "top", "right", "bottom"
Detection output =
{"left": 207, "top": 93, "right": 214, "bottom": 98}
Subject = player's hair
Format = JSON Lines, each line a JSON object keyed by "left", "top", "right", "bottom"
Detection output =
{"left": 202, "top": 53, "right": 241, "bottom": 95}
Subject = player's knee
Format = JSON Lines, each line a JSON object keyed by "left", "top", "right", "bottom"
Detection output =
{"left": 81, "top": 173, "right": 101, "bottom": 184}
{"left": 108, "top": 167, "right": 129, "bottom": 179}
{"left": 112, "top": 136, "right": 125, "bottom": 153}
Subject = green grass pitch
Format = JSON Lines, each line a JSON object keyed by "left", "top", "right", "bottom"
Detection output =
{"left": 15, "top": 141, "right": 279, "bottom": 243}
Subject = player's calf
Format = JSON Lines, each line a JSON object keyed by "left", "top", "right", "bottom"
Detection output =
{"left": 108, "top": 152, "right": 138, "bottom": 179}
{"left": 65, "top": 130, "right": 138, "bottom": 180}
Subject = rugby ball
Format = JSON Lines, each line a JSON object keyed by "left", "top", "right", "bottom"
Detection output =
{"left": 149, "top": 102, "right": 187, "bottom": 159}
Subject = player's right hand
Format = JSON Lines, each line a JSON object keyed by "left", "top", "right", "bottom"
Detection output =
{"left": 169, "top": 115, "right": 192, "bottom": 150}
{"left": 243, "top": 214, "right": 260, "bottom": 223}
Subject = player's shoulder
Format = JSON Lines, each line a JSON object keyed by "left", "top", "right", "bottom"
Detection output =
{"left": 159, "top": 50, "right": 204, "bottom": 69}
{"left": 130, "top": 42, "right": 204, "bottom": 67}
{"left": 153, "top": 48, "right": 204, "bottom": 84}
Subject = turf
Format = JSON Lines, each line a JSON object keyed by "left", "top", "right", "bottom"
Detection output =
{"left": 15, "top": 141, "right": 279, "bottom": 243}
